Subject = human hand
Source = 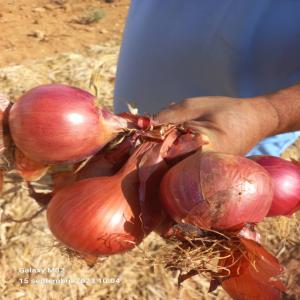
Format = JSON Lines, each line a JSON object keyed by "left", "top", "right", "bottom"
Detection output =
{"left": 154, "top": 96, "right": 279, "bottom": 155}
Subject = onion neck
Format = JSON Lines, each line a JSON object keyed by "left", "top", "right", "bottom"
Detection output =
{"left": 100, "top": 108, "right": 129, "bottom": 133}
{"left": 98, "top": 108, "right": 129, "bottom": 147}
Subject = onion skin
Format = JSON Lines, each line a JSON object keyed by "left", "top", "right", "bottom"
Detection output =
{"left": 220, "top": 238, "right": 285, "bottom": 300}
{"left": 238, "top": 226, "right": 261, "bottom": 243}
{"left": 160, "top": 151, "right": 273, "bottom": 230}
{"left": 249, "top": 156, "right": 300, "bottom": 216}
{"left": 47, "top": 146, "right": 145, "bottom": 256}
{"left": 15, "top": 148, "right": 49, "bottom": 181}
{"left": 9, "top": 84, "right": 125, "bottom": 164}
{"left": 75, "top": 133, "right": 138, "bottom": 180}
{"left": 138, "top": 142, "right": 169, "bottom": 233}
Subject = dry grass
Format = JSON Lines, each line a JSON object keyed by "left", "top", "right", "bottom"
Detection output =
{"left": 0, "top": 43, "right": 299, "bottom": 300}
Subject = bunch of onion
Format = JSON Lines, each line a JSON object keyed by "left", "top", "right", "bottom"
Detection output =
{"left": 5, "top": 83, "right": 289, "bottom": 297}
{"left": 44, "top": 122, "right": 206, "bottom": 256}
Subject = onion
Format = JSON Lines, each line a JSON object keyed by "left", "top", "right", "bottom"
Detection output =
{"left": 249, "top": 156, "right": 300, "bottom": 216}
{"left": 160, "top": 151, "right": 273, "bottom": 230}
{"left": 9, "top": 84, "right": 127, "bottom": 164}
{"left": 46, "top": 143, "right": 151, "bottom": 256}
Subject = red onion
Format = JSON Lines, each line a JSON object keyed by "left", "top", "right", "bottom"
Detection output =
{"left": 46, "top": 144, "right": 152, "bottom": 256}
{"left": 249, "top": 156, "right": 300, "bottom": 216}
{"left": 9, "top": 84, "right": 127, "bottom": 164}
{"left": 160, "top": 151, "right": 273, "bottom": 230}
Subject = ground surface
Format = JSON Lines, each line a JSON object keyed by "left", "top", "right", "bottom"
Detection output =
{"left": 0, "top": 1, "right": 299, "bottom": 300}
{"left": 0, "top": 0, "right": 129, "bottom": 67}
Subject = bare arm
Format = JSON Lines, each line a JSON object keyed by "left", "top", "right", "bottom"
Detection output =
{"left": 253, "top": 84, "right": 300, "bottom": 134}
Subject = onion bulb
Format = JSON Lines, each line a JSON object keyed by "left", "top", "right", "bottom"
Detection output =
{"left": 46, "top": 144, "right": 148, "bottom": 256}
{"left": 249, "top": 156, "right": 300, "bottom": 216}
{"left": 160, "top": 151, "right": 273, "bottom": 230}
{"left": 9, "top": 84, "right": 127, "bottom": 164}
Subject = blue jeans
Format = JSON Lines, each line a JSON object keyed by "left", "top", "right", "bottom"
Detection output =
{"left": 247, "top": 132, "right": 300, "bottom": 156}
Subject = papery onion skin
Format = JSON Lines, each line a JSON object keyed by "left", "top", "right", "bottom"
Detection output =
{"left": 220, "top": 238, "right": 284, "bottom": 300}
{"left": 238, "top": 226, "right": 261, "bottom": 243}
{"left": 15, "top": 148, "right": 49, "bottom": 181}
{"left": 249, "top": 156, "right": 300, "bottom": 216}
{"left": 160, "top": 151, "right": 273, "bottom": 230}
{"left": 9, "top": 84, "right": 125, "bottom": 164}
{"left": 76, "top": 134, "right": 138, "bottom": 180}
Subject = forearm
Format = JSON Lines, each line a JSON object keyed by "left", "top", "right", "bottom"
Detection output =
{"left": 246, "top": 83, "right": 300, "bottom": 138}
{"left": 266, "top": 84, "right": 300, "bottom": 134}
